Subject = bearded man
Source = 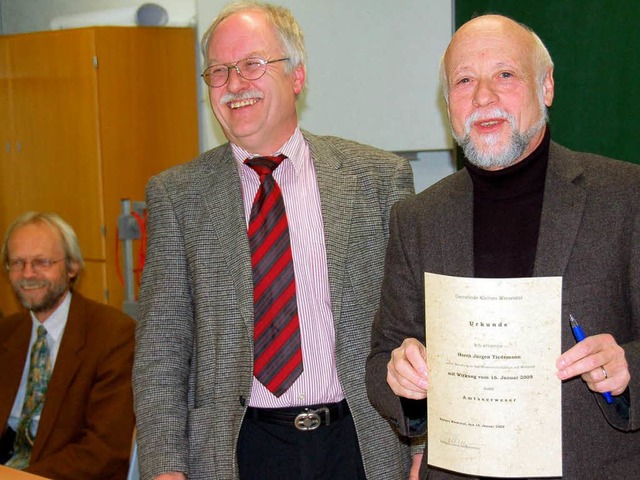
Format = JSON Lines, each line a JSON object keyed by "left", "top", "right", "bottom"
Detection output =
{"left": 366, "top": 14, "right": 640, "bottom": 480}
{"left": 0, "top": 211, "right": 135, "bottom": 479}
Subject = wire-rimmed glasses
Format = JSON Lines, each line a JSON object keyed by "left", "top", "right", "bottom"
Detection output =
{"left": 201, "top": 57, "right": 290, "bottom": 88}
{"left": 6, "top": 258, "right": 65, "bottom": 273}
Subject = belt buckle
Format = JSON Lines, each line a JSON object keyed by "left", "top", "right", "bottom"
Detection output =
{"left": 294, "top": 407, "right": 329, "bottom": 431}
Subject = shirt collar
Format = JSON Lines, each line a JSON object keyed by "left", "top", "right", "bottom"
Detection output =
{"left": 231, "top": 127, "right": 307, "bottom": 176}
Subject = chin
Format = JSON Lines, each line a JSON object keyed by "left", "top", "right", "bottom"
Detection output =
{"left": 17, "top": 286, "right": 66, "bottom": 314}
{"left": 18, "top": 294, "right": 44, "bottom": 310}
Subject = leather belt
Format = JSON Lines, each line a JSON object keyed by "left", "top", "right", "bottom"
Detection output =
{"left": 246, "top": 399, "right": 350, "bottom": 431}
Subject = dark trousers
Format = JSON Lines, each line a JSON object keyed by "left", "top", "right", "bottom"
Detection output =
{"left": 0, "top": 427, "right": 16, "bottom": 464}
{"left": 237, "top": 407, "right": 366, "bottom": 480}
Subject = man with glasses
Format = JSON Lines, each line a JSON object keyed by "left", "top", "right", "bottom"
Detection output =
{"left": 133, "top": 1, "right": 416, "bottom": 479}
{"left": 0, "top": 211, "right": 135, "bottom": 479}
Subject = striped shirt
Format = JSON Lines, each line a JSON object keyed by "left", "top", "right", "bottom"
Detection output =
{"left": 232, "top": 128, "right": 344, "bottom": 408}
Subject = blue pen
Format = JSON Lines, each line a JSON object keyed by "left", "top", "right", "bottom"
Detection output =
{"left": 569, "top": 314, "right": 614, "bottom": 404}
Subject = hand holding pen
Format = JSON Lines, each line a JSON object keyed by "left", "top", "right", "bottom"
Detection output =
{"left": 569, "top": 315, "right": 613, "bottom": 404}
{"left": 556, "top": 315, "right": 630, "bottom": 403}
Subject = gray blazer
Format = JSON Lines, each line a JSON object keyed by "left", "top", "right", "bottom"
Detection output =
{"left": 134, "top": 131, "right": 415, "bottom": 480}
{"left": 367, "top": 141, "right": 640, "bottom": 479}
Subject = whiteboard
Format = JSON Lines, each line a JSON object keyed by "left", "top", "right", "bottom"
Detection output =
{"left": 196, "top": 0, "right": 454, "bottom": 152}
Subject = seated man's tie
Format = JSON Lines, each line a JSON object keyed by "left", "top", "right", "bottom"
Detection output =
{"left": 6, "top": 325, "right": 52, "bottom": 469}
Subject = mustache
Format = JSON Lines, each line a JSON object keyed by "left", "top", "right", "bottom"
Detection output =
{"left": 220, "top": 90, "right": 264, "bottom": 104}
{"left": 17, "top": 279, "right": 50, "bottom": 289}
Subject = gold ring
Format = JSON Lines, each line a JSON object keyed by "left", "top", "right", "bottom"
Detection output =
{"left": 601, "top": 366, "right": 608, "bottom": 380}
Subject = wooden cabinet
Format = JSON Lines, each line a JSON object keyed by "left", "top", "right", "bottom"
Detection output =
{"left": 0, "top": 27, "right": 199, "bottom": 316}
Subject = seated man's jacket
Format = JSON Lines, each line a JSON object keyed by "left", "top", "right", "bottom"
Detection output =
{"left": 0, "top": 292, "right": 135, "bottom": 480}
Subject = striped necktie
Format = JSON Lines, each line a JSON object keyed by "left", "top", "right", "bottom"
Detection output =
{"left": 6, "top": 325, "right": 52, "bottom": 469}
{"left": 246, "top": 154, "right": 303, "bottom": 397}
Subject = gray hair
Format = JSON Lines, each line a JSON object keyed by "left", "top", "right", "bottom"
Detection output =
{"left": 439, "top": 16, "right": 554, "bottom": 103}
{"left": 1, "top": 211, "right": 85, "bottom": 285}
{"left": 200, "top": 1, "right": 306, "bottom": 74}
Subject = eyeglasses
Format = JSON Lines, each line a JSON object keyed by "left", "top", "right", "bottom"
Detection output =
{"left": 6, "top": 258, "right": 65, "bottom": 273}
{"left": 201, "top": 57, "right": 290, "bottom": 88}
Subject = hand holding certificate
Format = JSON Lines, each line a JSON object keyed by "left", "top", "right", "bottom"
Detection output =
{"left": 425, "top": 273, "right": 563, "bottom": 478}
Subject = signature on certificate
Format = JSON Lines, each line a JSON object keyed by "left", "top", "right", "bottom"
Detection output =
{"left": 441, "top": 432, "right": 481, "bottom": 450}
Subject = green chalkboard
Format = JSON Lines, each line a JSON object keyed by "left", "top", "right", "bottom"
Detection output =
{"left": 455, "top": 1, "right": 640, "bottom": 165}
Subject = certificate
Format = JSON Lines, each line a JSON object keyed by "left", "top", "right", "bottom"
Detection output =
{"left": 425, "top": 273, "right": 562, "bottom": 478}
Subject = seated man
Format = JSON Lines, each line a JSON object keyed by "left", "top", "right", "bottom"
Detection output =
{"left": 0, "top": 211, "right": 135, "bottom": 479}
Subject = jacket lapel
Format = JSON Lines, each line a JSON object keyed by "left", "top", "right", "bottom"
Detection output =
{"left": 534, "top": 142, "right": 586, "bottom": 277}
{"left": 305, "top": 132, "right": 356, "bottom": 328}
{"left": 439, "top": 170, "right": 475, "bottom": 277}
{"left": 196, "top": 146, "right": 255, "bottom": 330}
{"left": 31, "top": 293, "right": 86, "bottom": 459}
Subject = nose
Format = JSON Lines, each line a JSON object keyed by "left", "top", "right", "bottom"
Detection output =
{"left": 21, "top": 261, "right": 38, "bottom": 277}
{"left": 226, "top": 65, "right": 249, "bottom": 92}
{"left": 472, "top": 78, "right": 498, "bottom": 107}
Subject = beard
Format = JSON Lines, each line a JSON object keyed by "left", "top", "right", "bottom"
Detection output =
{"left": 452, "top": 106, "right": 548, "bottom": 170}
{"left": 12, "top": 276, "right": 69, "bottom": 314}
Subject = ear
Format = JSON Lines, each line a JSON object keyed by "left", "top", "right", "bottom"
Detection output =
{"left": 292, "top": 63, "right": 306, "bottom": 96}
{"left": 542, "top": 67, "right": 554, "bottom": 107}
{"left": 66, "top": 260, "right": 80, "bottom": 283}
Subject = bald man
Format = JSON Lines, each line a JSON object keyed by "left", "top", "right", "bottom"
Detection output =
{"left": 366, "top": 14, "right": 640, "bottom": 479}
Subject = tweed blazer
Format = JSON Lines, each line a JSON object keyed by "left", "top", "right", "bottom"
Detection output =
{"left": 134, "top": 131, "right": 415, "bottom": 480}
{"left": 366, "top": 141, "right": 640, "bottom": 479}
{"left": 0, "top": 292, "right": 135, "bottom": 479}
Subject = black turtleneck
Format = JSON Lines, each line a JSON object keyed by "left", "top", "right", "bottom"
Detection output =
{"left": 466, "top": 127, "right": 551, "bottom": 278}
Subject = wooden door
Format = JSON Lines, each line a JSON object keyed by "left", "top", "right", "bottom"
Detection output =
{"left": 0, "top": 37, "right": 16, "bottom": 230}
{"left": 94, "top": 27, "right": 199, "bottom": 310}
{"left": 0, "top": 29, "right": 108, "bottom": 314}
{"left": 0, "top": 37, "right": 18, "bottom": 314}
{"left": 8, "top": 29, "right": 105, "bottom": 258}
{"left": 0, "top": 27, "right": 199, "bottom": 315}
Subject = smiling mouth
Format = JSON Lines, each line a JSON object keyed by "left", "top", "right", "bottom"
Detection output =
{"left": 478, "top": 119, "right": 502, "bottom": 128}
{"left": 228, "top": 98, "right": 259, "bottom": 109}
{"left": 18, "top": 280, "right": 48, "bottom": 291}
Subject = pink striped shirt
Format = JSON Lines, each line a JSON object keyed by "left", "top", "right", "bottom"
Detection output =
{"left": 232, "top": 128, "right": 345, "bottom": 408}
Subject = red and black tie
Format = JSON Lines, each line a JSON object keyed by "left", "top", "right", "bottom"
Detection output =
{"left": 246, "top": 155, "right": 303, "bottom": 397}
